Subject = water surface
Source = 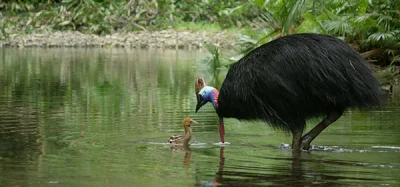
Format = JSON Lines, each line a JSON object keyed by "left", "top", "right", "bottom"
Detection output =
{"left": 0, "top": 48, "right": 399, "bottom": 186}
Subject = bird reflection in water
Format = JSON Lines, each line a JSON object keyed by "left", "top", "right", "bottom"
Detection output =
{"left": 203, "top": 150, "right": 377, "bottom": 186}
{"left": 169, "top": 144, "right": 193, "bottom": 168}
{"left": 195, "top": 147, "right": 225, "bottom": 187}
{"left": 170, "top": 144, "right": 350, "bottom": 186}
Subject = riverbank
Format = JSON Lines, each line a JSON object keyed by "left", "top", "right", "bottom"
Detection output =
{"left": 0, "top": 30, "right": 237, "bottom": 49}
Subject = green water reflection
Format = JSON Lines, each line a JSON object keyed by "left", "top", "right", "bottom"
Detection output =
{"left": 0, "top": 48, "right": 399, "bottom": 187}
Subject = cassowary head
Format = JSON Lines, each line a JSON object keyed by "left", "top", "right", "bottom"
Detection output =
{"left": 195, "top": 77, "right": 219, "bottom": 112}
{"left": 195, "top": 77, "right": 207, "bottom": 112}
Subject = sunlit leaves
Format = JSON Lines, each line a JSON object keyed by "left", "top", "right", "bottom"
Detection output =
{"left": 368, "top": 31, "right": 399, "bottom": 43}
{"left": 323, "top": 15, "right": 354, "bottom": 36}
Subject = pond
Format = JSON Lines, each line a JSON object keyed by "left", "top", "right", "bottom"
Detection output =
{"left": 0, "top": 48, "right": 399, "bottom": 186}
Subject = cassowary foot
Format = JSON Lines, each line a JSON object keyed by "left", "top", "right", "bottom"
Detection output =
{"left": 300, "top": 134, "right": 313, "bottom": 150}
{"left": 299, "top": 110, "right": 344, "bottom": 151}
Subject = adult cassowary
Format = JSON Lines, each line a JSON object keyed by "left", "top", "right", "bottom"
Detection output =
{"left": 195, "top": 33, "right": 382, "bottom": 152}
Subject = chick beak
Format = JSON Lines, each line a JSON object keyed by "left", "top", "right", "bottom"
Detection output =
{"left": 191, "top": 120, "right": 199, "bottom": 125}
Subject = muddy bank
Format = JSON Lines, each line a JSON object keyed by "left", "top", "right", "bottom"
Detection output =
{"left": 0, "top": 30, "right": 237, "bottom": 49}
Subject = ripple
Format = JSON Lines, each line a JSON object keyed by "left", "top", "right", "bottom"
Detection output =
{"left": 371, "top": 146, "right": 400, "bottom": 150}
{"left": 147, "top": 142, "right": 171, "bottom": 145}
{"left": 212, "top": 142, "right": 231, "bottom": 146}
{"left": 146, "top": 141, "right": 207, "bottom": 147}
{"left": 189, "top": 142, "right": 207, "bottom": 146}
{"left": 280, "top": 143, "right": 291, "bottom": 150}
{"left": 310, "top": 145, "right": 360, "bottom": 153}
{"left": 279, "top": 143, "right": 375, "bottom": 153}
{"left": 356, "top": 163, "right": 395, "bottom": 168}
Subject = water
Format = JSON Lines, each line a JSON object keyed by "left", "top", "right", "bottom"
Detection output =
{"left": 0, "top": 48, "right": 399, "bottom": 187}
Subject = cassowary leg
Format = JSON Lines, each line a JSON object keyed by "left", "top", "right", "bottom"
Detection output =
{"left": 291, "top": 120, "right": 305, "bottom": 152}
{"left": 301, "top": 110, "right": 343, "bottom": 150}
{"left": 292, "top": 129, "right": 303, "bottom": 153}
{"left": 219, "top": 118, "right": 225, "bottom": 143}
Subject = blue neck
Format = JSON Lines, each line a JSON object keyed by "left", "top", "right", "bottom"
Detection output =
{"left": 200, "top": 86, "right": 219, "bottom": 109}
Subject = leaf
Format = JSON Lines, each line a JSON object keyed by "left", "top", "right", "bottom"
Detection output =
{"left": 357, "top": 0, "right": 369, "bottom": 14}
{"left": 219, "top": 5, "right": 244, "bottom": 16}
{"left": 25, "top": 3, "right": 31, "bottom": 11}
{"left": 354, "top": 14, "right": 371, "bottom": 23}
{"left": 34, "top": 11, "right": 42, "bottom": 18}
{"left": 26, "top": 17, "right": 32, "bottom": 25}
{"left": 74, "top": 11, "right": 83, "bottom": 20}
{"left": 60, "top": 20, "right": 70, "bottom": 26}
{"left": 252, "top": 0, "right": 266, "bottom": 7}
{"left": 298, "top": 13, "right": 327, "bottom": 34}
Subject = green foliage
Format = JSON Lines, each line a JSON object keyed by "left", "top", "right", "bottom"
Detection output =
{"left": 0, "top": 0, "right": 160, "bottom": 36}
{"left": 170, "top": 0, "right": 262, "bottom": 29}
{"left": 202, "top": 44, "right": 224, "bottom": 74}
{"left": 319, "top": 0, "right": 400, "bottom": 65}
{"left": 0, "top": 0, "right": 266, "bottom": 37}
{"left": 0, "top": 0, "right": 399, "bottom": 66}
{"left": 230, "top": 0, "right": 400, "bottom": 66}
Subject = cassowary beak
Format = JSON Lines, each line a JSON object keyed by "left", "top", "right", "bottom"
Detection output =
{"left": 195, "top": 100, "right": 207, "bottom": 113}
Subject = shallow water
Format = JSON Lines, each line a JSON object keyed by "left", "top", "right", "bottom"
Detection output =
{"left": 0, "top": 48, "right": 399, "bottom": 186}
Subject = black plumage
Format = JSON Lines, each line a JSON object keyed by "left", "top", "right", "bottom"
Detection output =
{"left": 218, "top": 33, "right": 381, "bottom": 130}
{"left": 196, "top": 33, "right": 382, "bottom": 152}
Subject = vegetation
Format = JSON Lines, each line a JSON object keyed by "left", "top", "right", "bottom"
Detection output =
{"left": 221, "top": 0, "right": 399, "bottom": 67}
{"left": 199, "top": 0, "right": 399, "bottom": 78}
{"left": 0, "top": 0, "right": 261, "bottom": 36}
{"left": 0, "top": 0, "right": 399, "bottom": 67}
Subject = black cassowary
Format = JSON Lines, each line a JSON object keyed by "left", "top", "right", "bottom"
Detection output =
{"left": 195, "top": 33, "right": 382, "bottom": 152}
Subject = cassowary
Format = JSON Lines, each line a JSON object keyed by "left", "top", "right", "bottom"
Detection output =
{"left": 195, "top": 33, "right": 382, "bottom": 152}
